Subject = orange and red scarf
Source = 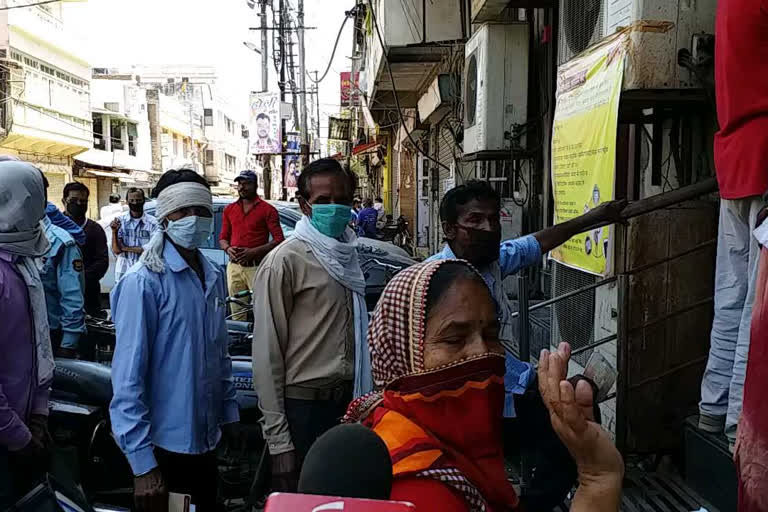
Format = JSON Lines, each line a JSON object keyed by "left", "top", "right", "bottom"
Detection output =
{"left": 345, "top": 261, "right": 519, "bottom": 512}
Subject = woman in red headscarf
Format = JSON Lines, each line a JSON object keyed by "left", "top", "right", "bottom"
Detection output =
{"left": 345, "top": 259, "right": 623, "bottom": 512}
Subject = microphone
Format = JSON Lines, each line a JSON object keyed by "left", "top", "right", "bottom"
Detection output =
{"left": 298, "top": 424, "right": 393, "bottom": 500}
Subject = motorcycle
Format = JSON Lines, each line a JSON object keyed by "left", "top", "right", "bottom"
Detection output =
{"left": 48, "top": 294, "right": 268, "bottom": 509}
{"left": 379, "top": 216, "right": 414, "bottom": 257}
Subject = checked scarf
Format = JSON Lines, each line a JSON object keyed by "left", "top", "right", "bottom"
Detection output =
{"left": 344, "top": 260, "right": 519, "bottom": 512}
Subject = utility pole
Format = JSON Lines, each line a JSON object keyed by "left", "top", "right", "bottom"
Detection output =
{"left": 260, "top": 0, "right": 271, "bottom": 199}
{"left": 346, "top": 3, "right": 358, "bottom": 168}
{"left": 298, "top": 0, "right": 310, "bottom": 166}
{"left": 313, "top": 71, "right": 320, "bottom": 140}
{"left": 279, "top": 0, "right": 287, "bottom": 200}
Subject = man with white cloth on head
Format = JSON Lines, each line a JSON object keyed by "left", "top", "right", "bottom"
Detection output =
{"left": 251, "top": 158, "right": 372, "bottom": 492}
{"left": 0, "top": 161, "right": 55, "bottom": 507}
{"left": 109, "top": 168, "right": 240, "bottom": 512}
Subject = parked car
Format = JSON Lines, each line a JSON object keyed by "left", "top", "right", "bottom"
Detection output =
{"left": 101, "top": 197, "right": 415, "bottom": 311}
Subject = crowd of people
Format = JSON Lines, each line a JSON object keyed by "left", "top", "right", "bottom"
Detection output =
{"left": 0, "top": 155, "right": 629, "bottom": 511}
{"left": 3, "top": 6, "right": 768, "bottom": 499}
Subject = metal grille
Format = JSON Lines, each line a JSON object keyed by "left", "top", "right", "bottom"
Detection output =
{"left": 550, "top": 261, "right": 596, "bottom": 366}
{"left": 554, "top": 471, "right": 718, "bottom": 511}
{"left": 558, "top": 0, "right": 605, "bottom": 65}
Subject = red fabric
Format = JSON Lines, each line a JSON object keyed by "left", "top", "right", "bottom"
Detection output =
{"left": 219, "top": 199, "right": 284, "bottom": 248}
{"left": 390, "top": 478, "right": 468, "bottom": 512}
{"left": 736, "top": 247, "right": 768, "bottom": 511}
{"left": 714, "top": 0, "right": 768, "bottom": 199}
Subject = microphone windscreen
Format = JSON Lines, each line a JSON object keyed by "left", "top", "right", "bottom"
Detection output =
{"left": 298, "top": 423, "right": 393, "bottom": 500}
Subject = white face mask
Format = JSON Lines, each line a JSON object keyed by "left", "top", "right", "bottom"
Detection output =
{"left": 165, "top": 215, "right": 212, "bottom": 249}
{"left": 374, "top": 202, "right": 383, "bottom": 211}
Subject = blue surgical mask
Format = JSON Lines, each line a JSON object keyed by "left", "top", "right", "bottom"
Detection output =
{"left": 166, "top": 215, "right": 212, "bottom": 249}
{"left": 309, "top": 203, "right": 351, "bottom": 238}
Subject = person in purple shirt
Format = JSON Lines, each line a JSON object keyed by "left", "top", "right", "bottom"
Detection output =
{"left": 0, "top": 161, "right": 56, "bottom": 507}
{"left": 356, "top": 198, "right": 379, "bottom": 238}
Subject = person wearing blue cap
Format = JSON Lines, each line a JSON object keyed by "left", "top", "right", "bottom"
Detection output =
{"left": 219, "top": 170, "right": 285, "bottom": 320}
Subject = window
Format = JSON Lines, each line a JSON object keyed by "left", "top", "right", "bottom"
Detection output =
{"left": 204, "top": 108, "right": 213, "bottom": 126}
{"left": 183, "top": 138, "right": 189, "bottom": 159}
{"left": 110, "top": 118, "right": 124, "bottom": 150}
{"left": 205, "top": 149, "right": 214, "bottom": 165}
{"left": 92, "top": 114, "right": 105, "bottom": 150}
{"left": 225, "top": 154, "right": 237, "bottom": 173}
{"left": 127, "top": 123, "right": 138, "bottom": 156}
{"left": 172, "top": 134, "right": 178, "bottom": 156}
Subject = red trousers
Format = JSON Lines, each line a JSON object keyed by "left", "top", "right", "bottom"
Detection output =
{"left": 736, "top": 247, "right": 768, "bottom": 512}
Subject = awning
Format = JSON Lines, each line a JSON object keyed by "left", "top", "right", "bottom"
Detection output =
{"left": 81, "top": 169, "right": 134, "bottom": 182}
{"left": 91, "top": 107, "right": 140, "bottom": 123}
{"left": 352, "top": 141, "right": 380, "bottom": 156}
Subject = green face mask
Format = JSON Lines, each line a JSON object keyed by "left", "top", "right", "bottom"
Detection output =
{"left": 310, "top": 203, "right": 351, "bottom": 238}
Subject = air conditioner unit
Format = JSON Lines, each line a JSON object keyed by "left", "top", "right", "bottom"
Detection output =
{"left": 557, "top": 0, "right": 716, "bottom": 89}
{"left": 463, "top": 23, "right": 529, "bottom": 156}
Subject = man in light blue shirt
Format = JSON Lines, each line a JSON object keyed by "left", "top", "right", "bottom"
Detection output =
{"left": 428, "top": 180, "right": 624, "bottom": 417}
{"left": 40, "top": 216, "right": 85, "bottom": 358}
{"left": 110, "top": 169, "right": 239, "bottom": 512}
{"left": 110, "top": 188, "right": 159, "bottom": 283}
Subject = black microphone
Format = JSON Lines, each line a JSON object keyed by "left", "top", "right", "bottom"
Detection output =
{"left": 298, "top": 423, "right": 393, "bottom": 500}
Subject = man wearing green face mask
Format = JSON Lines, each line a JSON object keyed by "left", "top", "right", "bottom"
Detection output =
{"left": 251, "top": 158, "right": 371, "bottom": 492}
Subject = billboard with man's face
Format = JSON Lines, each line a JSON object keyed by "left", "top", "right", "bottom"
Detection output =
{"left": 249, "top": 92, "right": 281, "bottom": 155}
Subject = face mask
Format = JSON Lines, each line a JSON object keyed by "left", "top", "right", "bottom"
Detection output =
{"left": 456, "top": 225, "right": 502, "bottom": 267}
{"left": 384, "top": 354, "right": 506, "bottom": 461}
{"left": 128, "top": 203, "right": 144, "bottom": 214}
{"left": 309, "top": 203, "right": 351, "bottom": 238}
{"left": 66, "top": 202, "right": 87, "bottom": 218}
{"left": 374, "top": 202, "right": 383, "bottom": 211}
{"left": 166, "top": 215, "right": 212, "bottom": 249}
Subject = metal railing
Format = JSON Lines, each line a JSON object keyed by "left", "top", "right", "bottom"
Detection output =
{"left": 513, "top": 177, "right": 719, "bottom": 456}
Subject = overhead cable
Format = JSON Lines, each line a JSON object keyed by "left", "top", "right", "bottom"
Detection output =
{"left": 0, "top": 0, "right": 59, "bottom": 10}
{"left": 306, "top": 11, "right": 353, "bottom": 84}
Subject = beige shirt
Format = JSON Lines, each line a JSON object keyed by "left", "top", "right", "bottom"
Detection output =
{"left": 251, "top": 237, "right": 354, "bottom": 454}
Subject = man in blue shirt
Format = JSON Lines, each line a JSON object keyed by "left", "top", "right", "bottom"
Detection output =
{"left": 427, "top": 180, "right": 624, "bottom": 416}
{"left": 40, "top": 217, "right": 85, "bottom": 359}
{"left": 356, "top": 198, "right": 379, "bottom": 238}
{"left": 110, "top": 169, "right": 239, "bottom": 512}
{"left": 110, "top": 188, "right": 159, "bottom": 283}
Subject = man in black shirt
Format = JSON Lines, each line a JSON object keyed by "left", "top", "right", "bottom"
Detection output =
{"left": 63, "top": 182, "right": 108, "bottom": 316}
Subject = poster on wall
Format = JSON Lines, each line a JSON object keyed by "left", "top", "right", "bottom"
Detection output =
{"left": 340, "top": 71, "right": 360, "bottom": 106}
{"left": 550, "top": 30, "right": 628, "bottom": 276}
{"left": 285, "top": 131, "right": 301, "bottom": 189}
{"left": 249, "top": 92, "right": 281, "bottom": 155}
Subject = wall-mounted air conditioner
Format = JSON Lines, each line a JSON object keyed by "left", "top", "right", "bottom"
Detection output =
{"left": 463, "top": 23, "right": 528, "bottom": 156}
{"left": 558, "top": 0, "right": 716, "bottom": 89}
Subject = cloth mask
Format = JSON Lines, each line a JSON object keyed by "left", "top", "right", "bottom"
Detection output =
{"left": 166, "top": 216, "right": 212, "bottom": 249}
{"left": 457, "top": 224, "right": 502, "bottom": 267}
{"left": 310, "top": 203, "right": 353, "bottom": 239}
{"left": 66, "top": 202, "right": 87, "bottom": 219}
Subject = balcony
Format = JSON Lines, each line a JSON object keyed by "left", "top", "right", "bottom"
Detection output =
{"left": 364, "top": 0, "right": 466, "bottom": 119}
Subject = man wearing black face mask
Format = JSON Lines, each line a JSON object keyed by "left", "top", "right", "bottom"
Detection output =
{"left": 111, "top": 188, "right": 159, "bottom": 283}
{"left": 427, "top": 180, "right": 625, "bottom": 411}
{"left": 63, "top": 182, "right": 109, "bottom": 316}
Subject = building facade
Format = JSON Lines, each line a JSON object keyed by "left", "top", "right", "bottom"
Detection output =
{"left": 0, "top": 1, "right": 92, "bottom": 211}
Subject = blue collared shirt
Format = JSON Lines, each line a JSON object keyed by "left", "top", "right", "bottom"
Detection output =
{"left": 115, "top": 212, "right": 159, "bottom": 279}
{"left": 40, "top": 217, "right": 85, "bottom": 349}
{"left": 427, "top": 235, "right": 541, "bottom": 417}
{"left": 109, "top": 240, "right": 239, "bottom": 476}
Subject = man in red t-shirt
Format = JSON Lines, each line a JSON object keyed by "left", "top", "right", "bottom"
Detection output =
{"left": 220, "top": 170, "right": 285, "bottom": 320}
{"left": 699, "top": 0, "right": 768, "bottom": 449}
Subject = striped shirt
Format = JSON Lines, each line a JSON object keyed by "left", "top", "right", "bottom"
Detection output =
{"left": 115, "top": 212, "right": 159, "bottom": 279}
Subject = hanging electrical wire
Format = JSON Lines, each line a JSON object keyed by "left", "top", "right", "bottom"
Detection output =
{"left": 0, "top": 0, "right": 59, "bottom": 11}
{"left": 306, "top": 8, "right": 356, "bottom": 84}
{"left": 367, "top": 0, "right": 451, "bottom": 172}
